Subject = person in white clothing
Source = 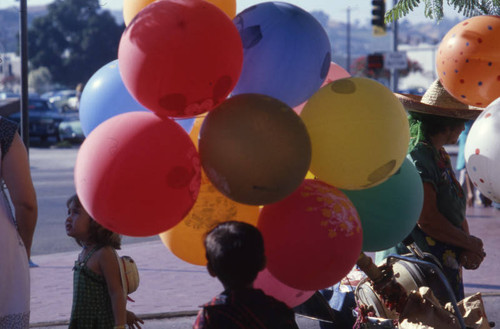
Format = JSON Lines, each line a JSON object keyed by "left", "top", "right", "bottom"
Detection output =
{"left": 0, "top": 117, "right": 37, "bottom": 329}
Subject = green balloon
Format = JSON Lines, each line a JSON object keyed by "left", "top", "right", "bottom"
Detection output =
{"left": 342, "top": 158, "right": 423, "bottom": 252}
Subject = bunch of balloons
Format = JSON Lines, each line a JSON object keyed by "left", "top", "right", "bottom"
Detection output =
{"left": 75, "top": 0, "right": 420, "bottom": 301}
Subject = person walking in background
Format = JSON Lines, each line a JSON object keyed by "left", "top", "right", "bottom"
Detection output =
{"left": 65, "top": 194, "right": 142, "bottom": 329}
{"left": 0, "top": 117, "right": 38, "bottom": 329}
{"left": 74, "top": 83, "right": 83, "bottom": 111}
{"left": 456, "top": 120, "right": 475, "bottom": 207}
{"left": 456, "top": 120, "right": 492, "bottom": 208}
{"left": 194, "top": 221, "right": 299, "bottom": 329}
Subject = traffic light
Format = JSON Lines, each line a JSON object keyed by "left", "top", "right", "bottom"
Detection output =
{"left": 367, "top": 54, "right": 384, "bottom": 70}
{"left": 372, "top": 0, "right": 386, "bottom": 36}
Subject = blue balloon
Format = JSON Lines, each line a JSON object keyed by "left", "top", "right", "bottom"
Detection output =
{"left": 80, "top": 60, "right": 150, "bottom": 136}
{"left": 232, "top": 2, "right": 331, "bottom": 107}
{"left": 174, "top": 117, "right": 195, "bottom": 133}
{"left": 342, "top": 158, "right": 424, "bottom": 252}
{"left": 80, "top": 60, "right": 195, "bottom": 136}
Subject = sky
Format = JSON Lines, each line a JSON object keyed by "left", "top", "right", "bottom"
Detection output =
{"left": 1, "top": 0, "right": 465, "bottom": 24}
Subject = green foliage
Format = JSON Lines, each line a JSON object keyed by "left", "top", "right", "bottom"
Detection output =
{"left": 385, "top": 0, "right": 500, "bottom": 22}
{"left": 28, "top": 0, "right": 124, "bottom": 87}
{"left": 472, "top": 0, "right": 500, "bottom": 15}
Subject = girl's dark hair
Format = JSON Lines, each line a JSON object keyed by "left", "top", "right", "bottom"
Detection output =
{"left": 204, "top": 221, "right": 265, "bottom": 289}
{"left": 67, "top": 194, "right": 121, "bottom": 249}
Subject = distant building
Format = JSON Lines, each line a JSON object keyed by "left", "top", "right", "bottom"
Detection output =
{"left": 0, "top": 52, "right": 21, "bottom": 93}
{"left": 398, "top": 43, "right": 439, "bottom": 92}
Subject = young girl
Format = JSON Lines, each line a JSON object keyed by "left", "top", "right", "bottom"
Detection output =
{"left": 65, "top": 194, "right": 143, "bottom": 329}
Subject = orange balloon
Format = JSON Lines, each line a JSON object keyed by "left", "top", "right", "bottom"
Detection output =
{"left": 159, "top": 171, "right": 260, "bottom": 265}
{"left": 189, "top": 116, "right": 205, "bottom": 147}
{"left": 206, "top": 0, "right": 236, "bottom": 18}
{"left": 123, "top": 0, "right": 236, "bottom": 26}
{"left": 437, "top": 15, "right": 500, "bottom": 107}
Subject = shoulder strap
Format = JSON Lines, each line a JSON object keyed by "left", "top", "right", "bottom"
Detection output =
{"left": 82, "top": 245, "right": 102, "bottom": 264}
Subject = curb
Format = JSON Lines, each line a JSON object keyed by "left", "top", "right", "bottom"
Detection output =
{"left": 29, "top": 310, "right": 199, "bottom": 328}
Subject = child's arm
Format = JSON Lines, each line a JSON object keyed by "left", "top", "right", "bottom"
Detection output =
{"left": 99, "top": 247, "right": 127, "bottom": 327}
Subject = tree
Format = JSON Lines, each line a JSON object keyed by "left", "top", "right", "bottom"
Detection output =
{"left": 28, "top": 0, "right": 124, "bottom": 87}
{"left": 387, "top": 0, "right": 500, "bottom": 22}
{"left": 350, "top": 56, "right": 423, "bottom": 80}
{"left": 29, "top": 66, "right": 52, "bottom": 95}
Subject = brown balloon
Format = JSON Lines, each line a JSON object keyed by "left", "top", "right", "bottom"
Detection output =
{"left": 199, "top": 94, "right": 311, "bottom": 205}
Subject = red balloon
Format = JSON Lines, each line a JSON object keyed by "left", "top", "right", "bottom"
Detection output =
{"left": 118, "top": 0, "right": 243, "bottom": 118}
{"left": 254, "top": 268, "right": 314, "bottom": 308}
{"left": 258, "top": 179, "right": 363, "bottom": 291}
{"left": 75, "top": 112, "right": 201, "bottom": 236}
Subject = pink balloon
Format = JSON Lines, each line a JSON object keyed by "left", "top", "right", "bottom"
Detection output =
{"left": 254, "top": 268, "right": 314, "bottom": 307}
{"left": 75, "top": 112, "right": 201, "bottom": 237}
{"left": 293, "top": 62, "right": 351, "bottom": 114}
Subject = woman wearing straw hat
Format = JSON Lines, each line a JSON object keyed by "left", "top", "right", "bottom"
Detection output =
{"left": 379, "top": 79, "right": 486, "bottom": 302}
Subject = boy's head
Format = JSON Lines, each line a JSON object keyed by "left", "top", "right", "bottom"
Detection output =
{"left": 204, "top": 221, "right": 266, "bottom": 289}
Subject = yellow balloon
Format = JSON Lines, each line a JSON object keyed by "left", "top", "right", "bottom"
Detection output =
{"left": 300, "top": 77, "right": 409, "bottom": 190}
{"left": 123, "top": 0, "right": 154, "bottom": 26}
{"left": 159, "top": 171, "right": 260, "bottom": 265}
{"left": 123, "top": 0, "right": 236, "bottom": 26}
{"left": 305, "top": 171, "right": 316, "bottom": 179}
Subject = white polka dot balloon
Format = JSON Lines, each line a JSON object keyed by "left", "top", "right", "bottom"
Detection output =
{"left": 465, "top": 97, "right": 500, "bottom": 202}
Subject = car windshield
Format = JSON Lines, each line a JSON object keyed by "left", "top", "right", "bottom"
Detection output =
{"left": 29, "top": 99, "right": 57, "bottom": 112}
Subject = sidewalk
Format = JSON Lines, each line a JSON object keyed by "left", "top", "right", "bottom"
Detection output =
{"left": 29, "top": 205, "right": 500, "bottom": 328}
{"left": 30, "top": 238, "right": 223, "bottom": 327}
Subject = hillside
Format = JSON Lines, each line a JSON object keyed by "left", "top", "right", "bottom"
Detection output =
{"left": 0, "top": 5, "right": 123, "bottom": 53}
{"left": 1, "top": 5, "right": 461, "bottom": 72}
{"left": 0, "top": 6, "right": 47, "bottom": 52}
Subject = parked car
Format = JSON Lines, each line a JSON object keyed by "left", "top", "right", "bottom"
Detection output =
{"left": 397, "top": 87, "right": 426, "bottom": 96}
{"left": 0, "top": 91, "right": 19, "bottom": 99}
{"left": 58, "top": 114, "right": 84, "bottom": 143}
{"left": 42, "top": 89, "right": 78, "bottom": 112}
{"left": 1, "top": 91, "right": 40, "bottom": 99}
{"left": 8, "top": 97, "right": 65, "bottom": 141}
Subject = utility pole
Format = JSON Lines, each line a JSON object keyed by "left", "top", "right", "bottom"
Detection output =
{"left": 20, "top": 0, "right": 30, "bottom": 153}
{"left": 346, "top": 7, "right": 351, "bottom": 73}
{"left": 390, "top": 0, "right": 399, "bottom": 92}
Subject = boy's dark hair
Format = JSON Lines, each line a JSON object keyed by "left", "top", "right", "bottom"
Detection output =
{"left": 204, "top": 221, "right": 265, "bottom": 289}
{"left": 67, "top": 194, "right": 121, "bottom": 250}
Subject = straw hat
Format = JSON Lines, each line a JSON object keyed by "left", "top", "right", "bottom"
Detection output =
{"left": 118, "top": 255, "right": 140, "bottom": 297}
{"left": 395, "top": 79, "right": 483, "bottom": 120}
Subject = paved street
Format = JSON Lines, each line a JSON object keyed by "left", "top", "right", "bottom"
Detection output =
{"left": 29, "top": 145, "right": 157, "bottom": 256}
{"left": 27, "top": 146, "right": 500, "bottom": 328}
